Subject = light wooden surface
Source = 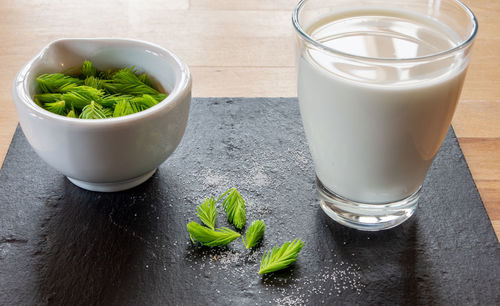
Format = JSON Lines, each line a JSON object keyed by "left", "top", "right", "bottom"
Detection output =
{"left": 0, "top": 0, "right": 498, "bottom": 238}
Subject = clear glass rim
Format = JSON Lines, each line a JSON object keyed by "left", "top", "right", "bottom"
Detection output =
{"left": 292, "top": 0, "right": 478, "bottom": 62}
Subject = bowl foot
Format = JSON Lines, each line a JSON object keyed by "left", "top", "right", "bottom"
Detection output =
{"left": 67, "top": 169, "right": 157, "bottom": 192}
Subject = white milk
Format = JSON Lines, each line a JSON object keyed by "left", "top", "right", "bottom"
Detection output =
{"left": 298, "top": 8, "right": 467, "bottom": 203}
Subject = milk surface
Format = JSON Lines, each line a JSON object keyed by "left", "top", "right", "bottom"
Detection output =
{"left": 298, "top": 8, "right": 467, "bottom": 203}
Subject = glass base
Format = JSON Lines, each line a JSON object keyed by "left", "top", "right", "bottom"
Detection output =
{"left": 317, "top": 178, "right": 419, "bottom": 231}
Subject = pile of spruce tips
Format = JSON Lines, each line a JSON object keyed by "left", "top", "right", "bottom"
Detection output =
{"left": 34, "top": 60, "right": 167, "bottom": 119}
{"left": 188, "top": 187, "right": 304, "bottom": 275}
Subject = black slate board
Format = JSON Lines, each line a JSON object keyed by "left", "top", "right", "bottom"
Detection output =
{"left": 0, "top": 98, "right": 499, "bottom": 306}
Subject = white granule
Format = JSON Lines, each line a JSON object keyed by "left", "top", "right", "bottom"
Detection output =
{"left": 275, "top": 295, "right": 305, "bottom": 306}
{"left": 202, "top": 169, "right": 230, "bottom": 190}
{"left": 248, "top": 166, "right": 270, "bottom": 187}
{"left": 293, "top": 151, "right": 309, "bottom": 166}
{"left": 185, "top": 246, "right": 365, "bottom": 305}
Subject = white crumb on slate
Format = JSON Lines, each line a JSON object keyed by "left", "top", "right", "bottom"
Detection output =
{"left": 292, "top": 150, "right": 310, "bottom": 166}
{"left": 202, "top": 169, "right": 229, "bottom": 189}
{"left": 274, "top": 296, "right": 305, "bottom": 306}
{"left": 184, "top": 246, "right": 365, "bottom": 305}
{"left": 248, "top": 166, "right": 270, "bottom": 187}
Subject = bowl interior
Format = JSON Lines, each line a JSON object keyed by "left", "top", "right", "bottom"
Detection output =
{"left": 23, "top": 38, "right": 187, "bottom": 110}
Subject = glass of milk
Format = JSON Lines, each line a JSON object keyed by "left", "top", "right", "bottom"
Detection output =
{"left": 293, "top": 0, "right": 477, "bottom": 230}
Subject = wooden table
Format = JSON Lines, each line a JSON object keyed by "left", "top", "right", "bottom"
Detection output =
{"left": 0, "top": 0, "right": 498, "bottom": 237}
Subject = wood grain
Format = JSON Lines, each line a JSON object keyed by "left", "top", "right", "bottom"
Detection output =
{"left": 0, "top": 0, "right": 498, "bottom": 239}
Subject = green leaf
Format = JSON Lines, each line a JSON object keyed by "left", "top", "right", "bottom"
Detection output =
{"left": 98, "top": 68, "right": 115, "bottom": 80}
{"left": 34, "top": 93, "right": 62, "bottom": 104}
{"left": 113, "top": 99, "right": 140, "bottom": 117}
{"left": 84, "top": 76, "right": 107, "bottom": 89}
{"left": 242, "top": 220, "right": 265, "bottom": 249}
{"left": 258, "top": 239, "right": 304, "bottom": 275}
{"left": 102, "top": 107, "right": 114, "bottom": 118}
{"left": 43, "top": 100, "right": 67, "bottom": 115}
{"left": 66, "top": 109, "right": 78, "bottom": 118}
{"left": 187, "top": 221, "right": 241, "bottom": 247}
{"left": 36, "top": 73, "right": 83, "bottom": 93}
{"left": 151, "top": 93, "right": 167, "bottom": 102}
{"left": 81, "top": 60, "right": 97, "bottom": 78}
{"left": 104, "top": 68, "right": 160, "bottom": 95}
{"left": 217, "top": 188, "right": 247, "bottom": 229}
{"left": 79, "top": 101, "right": 107, "bottom": 119}
{"left": 61, "top": 86, "right": 105, "bottom": 109}
{"left": 196, "top": 198, "right": 217, "bottom": 230}
{"left": 137, "top": 73, "right": 153, "bottom": 86}
{"left": 131, "top": 94, "right": 158, "bottom": 111}
{"left": 100, "top": 94, "right": 133, "bottom": 108}
{"left": 59, "top": 83, "right": 80, "bottom": 93}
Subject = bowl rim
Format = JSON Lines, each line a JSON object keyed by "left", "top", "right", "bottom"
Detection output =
{"left": 13, "top": 37, "right": 191, "bottom": 126}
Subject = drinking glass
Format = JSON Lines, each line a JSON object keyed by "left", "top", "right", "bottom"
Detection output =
{"left": 293, "top": 0, "right": 477, "bottom": 230}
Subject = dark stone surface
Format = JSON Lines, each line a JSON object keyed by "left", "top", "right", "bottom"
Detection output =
{"left": 0, "top": 98, "right": 498, "bottom": 306}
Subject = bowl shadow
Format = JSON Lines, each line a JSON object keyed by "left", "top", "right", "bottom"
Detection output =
{"left": 36, "top": 172, "right": 166, "bottom": 305}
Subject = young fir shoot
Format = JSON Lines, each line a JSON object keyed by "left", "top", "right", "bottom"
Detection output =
{"left": 138, "top": 73, "right": 153, "bottom": 87}
{"left": 34, "top": 93, "right": 62, "bottom": 104}
{"left": 187, "top": 222, "right": 241, "bottom": 247}
{"left": 61, "top": 86, "right": 105, "bottom": 109}
{"left": 217, "top": 188, "right": 247, "bottom": 229}
{"left": 258, "top": 239, "right": 305, "bottom": 275}
{"left": 98, "top": 68, "right": 114, "bottom": 80}
{"left": 34, "top": 60, "right": 166, "bottom": 118}
{"left": 113, "top": 99, "right": 140, "bottom": 117}
{"left": 105, "top": 68, "right": 160, "bottom": 95}
{"left": 84, "top": 76, "right": 107, "bottom": 89}
{"left": 81, "top": 60, "right": 97, "bottom": 78}
{"left": 80, "top": 101, "right": 107, "bottom": 119}
{"left": 36, "top": 73, "right": 82, "bottom": 93}
{"left": 102, "top": 108, "right": 114, "bottom": 118}
{"left": 131, "top": 94, "right": 159, "bottom": 111}
{"left": 242, "top": 220, "right": 265, "bottom": 249}
{"left": 151, "top": 93, "right": 168, "bottom": 102}
{"left": 196, "top": 197, "right": 217, "bottom": 230}
{"left": 43, "top": 100, "right": 67, "bottom": 115}
{"left": 66, "top": 108, "right": 78, "bottom": 118}
{"left": 100, "top": 94, "right": 131, "bottom": 108}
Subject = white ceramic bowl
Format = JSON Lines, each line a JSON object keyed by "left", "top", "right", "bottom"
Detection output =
{"left": 12, "top": 38, "right": 191, "bottom": 192}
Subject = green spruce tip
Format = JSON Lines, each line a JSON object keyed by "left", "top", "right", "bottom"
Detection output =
{"left": 242, "top": 220, "right": 265, "bottom": 249}
{"left": 152, "top": 93, "right": 168, "bottom": 102}
{"left": 196, "top": 197, "right": 217, "bottom": 230}
{"left": 131, "top": 94, "right": 159, "bottom": 111}
{"left": 43, "top": 100, "right": 67, "bottom": 115}
{"left": 138, "top": 73, "right": 153, "bottom": 87}
{"left": 84, "top": 76, "right": 107, "bottom": 89}
{"left": 36, "top": 73, "right": 83, "bottom": 93}
{"left": 217, "top": 188, "right": 247, "bottom": 229}
{"left": 99, "top": 68, "right": 115, "bottom": 80}
{"left": 186, "top": 221, "right": 241, "bottom": 247}
{"left": 80, "top": 101, "right": 107, "bottom": 119}
{"left": 66, "top": 108, "right": 78, "bottom": 118}
{"left": 113, "top": 99, "right": 141, "bottom": 117}
{"left": 61, "top": 86, "right": 105, "bottom": 109}
{"left": 104, "top": 67, "right": 160, "bottom": 95}
{"left": 100, "top": 94, "right": 134, "bottom": 108}
{"left": 34, "top": 93, "right": 62, "bottom": 104}
{"left": 102, "top": 107, "right": 114, "bottom": 118}
{"left": 258, "top": 239, "right": 305, "bottom": 275}
{"left": 81, "top": 60, "right": 97, "bottom": 78}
